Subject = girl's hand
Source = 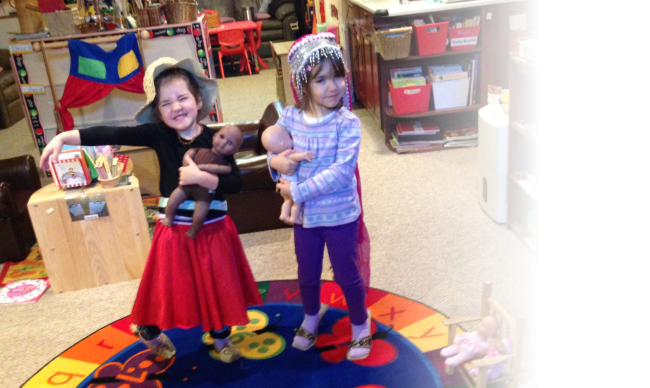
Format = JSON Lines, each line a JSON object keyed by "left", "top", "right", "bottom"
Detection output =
{"left": 179, "top": 157, "right": 202, "bottom": 186}
{"left": 179, "top": 157, "right": 220, "bottom": 189}
{"left": 39, "top": 130, "right": 81, "bottom": 170}
{"left": 270, "top": 149, "right": 298, "bottom": 175}
{"left": 276, "top": 178, "right": 292, "bottom": 198}
{"left": 39, "top": 137, "right": 63, "bottom": 170}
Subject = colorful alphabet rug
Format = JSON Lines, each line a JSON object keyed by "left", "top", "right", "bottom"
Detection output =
{"left": 22, "top": 280, "right": 483, "bottom": 388}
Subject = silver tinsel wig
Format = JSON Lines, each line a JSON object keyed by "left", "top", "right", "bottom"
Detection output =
{"left": 288, "top": 32, "right": 351, "bottom": 109}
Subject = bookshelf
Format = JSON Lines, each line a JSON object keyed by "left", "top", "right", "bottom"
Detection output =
{"left": 507, "top": 55, "right": 537, "bottom": 252}
{"left": 346, "top": 0, "right": 534, "bottom": 153}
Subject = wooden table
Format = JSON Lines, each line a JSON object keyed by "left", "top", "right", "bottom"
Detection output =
{"left": 270, "top": 40, "right": 296, "bottom": 106}
{"left": 209, "top": 20, "right": 260, "bottom": 73}
{"left": 27, "top": 176, "right": 152, "bottom": 293}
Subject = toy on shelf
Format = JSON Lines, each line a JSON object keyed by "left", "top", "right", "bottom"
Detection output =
{"left": 469, "top": 338, "right": 512, "bottom": 380}
{"left": 441, "top": 315, "right": 499, "bottom": 367}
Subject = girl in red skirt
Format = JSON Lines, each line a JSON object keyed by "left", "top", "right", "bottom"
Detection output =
{"left": 40, "top": 57, "right": 262, "bottom": 363}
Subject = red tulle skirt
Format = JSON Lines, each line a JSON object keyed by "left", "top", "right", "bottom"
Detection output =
{"left": 131, "top": 216, "right": 263, "bottom": 332}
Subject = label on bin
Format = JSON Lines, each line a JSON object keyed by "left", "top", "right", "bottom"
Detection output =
{"left": 451, "top": 36, "right": 478, "bottom": 47}
{"left": 404, "top": 88, "right": 421, "bottom": 94}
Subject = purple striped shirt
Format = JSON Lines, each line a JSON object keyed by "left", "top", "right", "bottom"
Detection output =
{"left": 275, "top": 106, "right": 361, "bottom": 228}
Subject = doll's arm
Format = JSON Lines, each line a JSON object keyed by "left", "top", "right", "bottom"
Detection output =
{"left": 199, "top": 164, "right": 232, "bottom": 175}
{"left": 288, "top": 151, "right": 315, "bottom": 162}
{"left": 183, "top": 149, "right": 198, "bottom": 167}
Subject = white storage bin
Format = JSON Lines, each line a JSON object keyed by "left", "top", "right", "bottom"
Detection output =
{"left": 432, "top": 78, "right": 470, "bottom": 110}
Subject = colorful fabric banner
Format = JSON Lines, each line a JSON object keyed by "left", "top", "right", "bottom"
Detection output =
{"left": 56, "top": 33, "right": 145, "bottom": 133}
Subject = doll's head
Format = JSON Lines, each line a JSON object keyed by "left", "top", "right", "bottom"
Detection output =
{"left": 288, "top": 32, "right": 350, "bottom": 112}
{"left": 261, "top": 125, "right": 293, "bottom": 154}
{"left": 476, "top": 316, "right": 499, "bottom": 339}
{"left": 212, "top": 125, "right": 243, "bottom": 156}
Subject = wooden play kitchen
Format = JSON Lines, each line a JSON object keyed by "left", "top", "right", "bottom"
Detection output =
{"left": 27, "top": 176, "right": 151, "bottom": 293}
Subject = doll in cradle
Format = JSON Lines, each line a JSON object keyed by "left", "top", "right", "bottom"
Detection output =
{"left": 441, "top": 315, "right": 500, "bottom": 367}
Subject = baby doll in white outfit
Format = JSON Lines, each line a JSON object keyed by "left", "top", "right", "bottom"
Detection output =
{"left": 441, "top": 315, "right": 500, "bottom": 367}
{"left": 262, "top": 125, "right": 315, "bottom": 224}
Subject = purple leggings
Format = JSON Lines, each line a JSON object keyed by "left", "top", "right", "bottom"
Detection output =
{"left": 294, "top": 218, "right": 368, "bottom": 325}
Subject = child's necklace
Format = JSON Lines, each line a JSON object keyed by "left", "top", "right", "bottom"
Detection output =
{"left": 178, "top": 125, "right": 203, "bottom": 145}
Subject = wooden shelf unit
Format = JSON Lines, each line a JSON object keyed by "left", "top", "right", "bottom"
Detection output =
{"left": 346, "top": 0, "right": 534, "bottom": 153}
{"left": 507, "top": 55, "right": 538, "bottom": 252}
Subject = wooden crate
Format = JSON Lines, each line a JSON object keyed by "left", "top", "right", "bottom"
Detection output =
{"left": 27, "top": 176, "right": 152, "bottom": 293}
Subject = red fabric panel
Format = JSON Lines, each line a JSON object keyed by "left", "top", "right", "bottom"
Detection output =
{"left": 56, "top": 69, "right": 144, "bottom": 133}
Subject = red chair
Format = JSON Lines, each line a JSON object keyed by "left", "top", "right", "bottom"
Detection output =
{"left": 217, "top": 28, "right": 252, "bottom": 79}
{"left": 241, "top": 21, "right": 268, "bottom": 72}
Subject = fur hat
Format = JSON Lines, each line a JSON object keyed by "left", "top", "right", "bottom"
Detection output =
{"left": 288, "top": 32, "right": 350, "bottom": 109}
{"left": 134, "top": 57, "right": 218, "bottom": 124}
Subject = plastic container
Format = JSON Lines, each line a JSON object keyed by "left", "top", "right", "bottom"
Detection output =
{"left": 389, "top": 81, "right": 432, "bottom": 115}
{"left": 449, "top": 25, "right": 480, "bottom": 51}
{"left": 414, "top": 21, "right": 449, "bottom": 55}
{"left": 432, "top": 78, "right": 470, "bottom": 110}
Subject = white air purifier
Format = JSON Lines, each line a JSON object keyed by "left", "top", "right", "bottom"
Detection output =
{"left": 478, "top": 103, "right": 509, "bottom": 223}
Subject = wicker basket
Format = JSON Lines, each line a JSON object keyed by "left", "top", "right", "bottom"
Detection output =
{"left": 374, "top": 26, "right": 413, "bottom": 60}
{"left": 43, "top": 9, "right": 79, "bottom": 37}
{"left": 137, "top": 6, "right": 164, "bottom": 27}
{"left": 77, "top": 21, "right": 100, "bottom": 33}
{"left": 162, "top": 0, "right": 197, "bottom": 24}
{"left": 204, "top": 10, "right": 220, "bottom": 29}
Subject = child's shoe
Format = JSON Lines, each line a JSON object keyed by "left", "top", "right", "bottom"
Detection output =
{"left": 347, "top": 309, "right": 373, "bottom": 361}
{"left": 215, "top": 341, "right": 241, "bottom": 363}
{"left": 130, "top": 324, "right": 176, "bottom": 359}
{"left": 292, "top": 303, "right": 329, "bottom": 350}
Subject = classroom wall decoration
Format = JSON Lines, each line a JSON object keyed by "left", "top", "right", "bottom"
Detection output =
{"left": 56, "top": 33, "right": 145, "bottom": 133}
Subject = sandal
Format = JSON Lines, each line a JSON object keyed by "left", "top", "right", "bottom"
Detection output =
{"left": 215, "top": 342, "right": 241, "bottom": 363}
{"left": 346, "top": 309, "right": 373, "bottom": 361}
{"left": 292, "top": 303, "right": 329, "bottom": 351}
{"left": 130, "top": 324, "right": 176, "bottom": 359}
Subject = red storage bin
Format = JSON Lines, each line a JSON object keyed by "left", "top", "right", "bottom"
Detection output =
{"left": 389, "top": 81, "right": 432, "bottom": 115}
{"left": 449, "top": 25, "right": 481, "bottom": 51}
{"left": 414, "top": 22, "right": 449, "bottom": 56}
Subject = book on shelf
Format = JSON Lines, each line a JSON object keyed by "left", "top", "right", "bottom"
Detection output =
{"left": 390, "top": 137, "right": 444, "bottom": 154}
{"left": 443, "top": 141, "right": 477, "bottom": 148}
{"left": 391, "top": 76, "right": 427, "bottom": 88}
{"left": 395, "top": 121, "right": 444, "bottom": 143}
{"left": 471, "top": 54, "right": 480, "bottom": 104}
{"left": 429, "top": 71, "right": 468, "bottom": 83}
{"left": 390, "top": 67, "right": 423, "bottom": 79}
{"left": 444, "top": 126, "right": 478, "bottom": 141}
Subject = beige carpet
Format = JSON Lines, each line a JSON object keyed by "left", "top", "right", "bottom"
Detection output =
{"left": 0, "top": 66, "right": 535, "bottom": 387}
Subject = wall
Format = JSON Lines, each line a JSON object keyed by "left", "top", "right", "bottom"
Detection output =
{"left": 0, "top": 17, "right": 20, "bottom": 49}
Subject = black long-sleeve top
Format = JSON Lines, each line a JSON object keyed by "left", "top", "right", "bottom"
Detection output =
{"left": 79, "top": 122, "right": 243, "bottom": 217}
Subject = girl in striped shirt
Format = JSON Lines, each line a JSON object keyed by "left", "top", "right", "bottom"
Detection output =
{"left": 268, "top": 32, "right": 373, "bottom": 361}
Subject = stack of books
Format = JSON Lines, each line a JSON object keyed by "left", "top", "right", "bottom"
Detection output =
{"left": 388, "top": 67, "right": 426, "bottom": 107}
{"left": 443, "top": 127, "right": 478, "bottom": 148}
{"left": 449, "top": 15, "right": 481, "bottom": 29}
{"left": 391, "top": 121, "right": 445, "bottom": 154}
